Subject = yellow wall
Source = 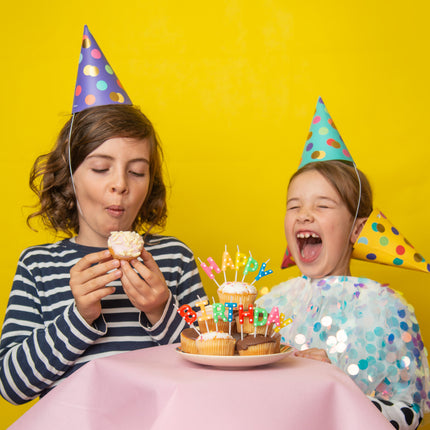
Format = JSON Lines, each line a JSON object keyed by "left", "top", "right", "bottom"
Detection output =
{"left": 1, "top": 0, "right": 429, "bottom": 426}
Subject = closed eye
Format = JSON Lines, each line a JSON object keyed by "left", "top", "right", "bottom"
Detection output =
{"left": 129, "top": 171, "right": 146, "bottom": 177}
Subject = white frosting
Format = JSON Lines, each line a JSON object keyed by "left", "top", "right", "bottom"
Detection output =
{"left": 218, "top": 281, "right": 257, "bottom": 295}
{"left": 108, "top": 231, "right": 144, "bottom": 258}
{"left": 197, "top": 331, "right": 233, "bottom": 341}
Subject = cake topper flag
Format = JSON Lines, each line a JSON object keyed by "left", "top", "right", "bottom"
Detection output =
{"left": 72, "top": 25, "right": 132, "bottom": 114}
{"left": 298, "top": 97, "right": 354, "bottom": 169}
{"left": 282, "top": 208, "right": 430, "bottom": 273}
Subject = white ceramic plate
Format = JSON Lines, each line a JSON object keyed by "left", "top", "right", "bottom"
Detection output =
{"left": 176, "top": 345, "right": 292, "bottom": 368}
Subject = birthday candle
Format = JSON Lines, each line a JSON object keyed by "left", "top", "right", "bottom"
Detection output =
{"left": 221, "top": 245, "right": 235, "bottom": 282}
{"left": 234, "top": 246, "right": 248, "bottom": 282}
{"left": 251, "top": 259, "right": 274, "bottom": 285}
{"left": 272, "top": 312, "right": 293, "bottom": 335}
{"left": 253, "top": 307, "right": 268, "bottom": 326}
{"left": 196, "top": 298, "right": 211, "bottom": 332}
{"left": 212, "top": 302, "right": 228, "bottom": 323}
{"left": 176, "top": 304, "right": 200, "bottom": 335}
{"left": 198, "top": 257, "right": 221, "bottom": 287}
{"left": 267, "top": 306, "right": 280, "bottom": 326}
{"left": 177, "top": 304, "right": 197, "bottom": 324}
{"left": 238, "top": 304, "right": 254, "bottom": 324}
{"left": 224, "top": 302, "right": 237, "bottom": 322}
{"left": 253, "top": 307, "right": 268, "bottom": 338}
{"left": 241, "top": 252, "right": 259, "bottom": 281}
{"left": 224, "top": 302, "right": 237, "bottom": 336}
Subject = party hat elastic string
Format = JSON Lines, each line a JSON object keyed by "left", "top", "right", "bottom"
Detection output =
{"left": 67, "top": 113, "right": 84, "bottom": 217}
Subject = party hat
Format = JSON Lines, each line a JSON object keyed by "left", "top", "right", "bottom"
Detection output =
{"left": 352, "top": 208, "right": 430, "bottom": 273}
{"left": 283, "top": 97, "right": 355, "bottom": 268}
{"left": 281, "top": 246, "right": 296, "bottom": 269}
{"left": 298, "top": 97, "right": 354, "bottom": 169}
{"left": 72, "top": 25, "right": 132, "bottom": 113}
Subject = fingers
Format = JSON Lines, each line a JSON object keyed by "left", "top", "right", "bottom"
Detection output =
{"left": 120, "top": 256, "right": 169, "bottom": 319}
{"left": 70, "top": 249, "right": 122, "bottom": 325}
{"left": 71, "top": 250, "right": 120, "bottom": 287}
{"left": 294, "top": 348, "right": 331, "bottom": 363}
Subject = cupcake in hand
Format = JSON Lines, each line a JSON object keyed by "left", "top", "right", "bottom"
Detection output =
{"left": 108, "top": 231, "right": 144, "bottom": 260}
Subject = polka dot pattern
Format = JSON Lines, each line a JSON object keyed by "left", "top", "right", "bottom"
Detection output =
{"left": 256, "top": 276, "right": 430, "bottom": 413}
{"left": 72, "top": 25, "right": 132, "bottom": 113}
{"left": 298, "top": 97, "right": 354, "bottom": 169}
{"left": 352, "top": 208, "right": 430, "bottom": 273}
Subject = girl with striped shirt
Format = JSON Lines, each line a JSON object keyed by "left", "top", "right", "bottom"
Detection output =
{"left": 0, "top": 103, "right": 206, "bottom": 405}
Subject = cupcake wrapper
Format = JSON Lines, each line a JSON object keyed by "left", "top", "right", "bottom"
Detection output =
{"left": 238, "top": 341, "right": 279, "bottom": 356}
{"left": 180, "top": 333, "right": 199, "bottom": 354}
{"left": 217, "top": 292, "right": 256, "bottom": 308}
{"left": 196, "top": 338, "right": 235, "bottom": 356}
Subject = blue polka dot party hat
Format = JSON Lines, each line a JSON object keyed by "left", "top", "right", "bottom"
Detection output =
{"left": 298, "top": 97, "right": 354, "bottom": 169}
{"left": 72, "top": 25, "right": 132, "bottom": 114}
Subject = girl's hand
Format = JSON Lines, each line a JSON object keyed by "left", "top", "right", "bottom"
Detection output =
{"left": 69, "top": 250, "right": 121, "bottom": 325}
{"left": 293, "top": 348, "right": 331, "bottom": 363}
{"left": 120, "top": 248, "right": 170, "bottom": 325}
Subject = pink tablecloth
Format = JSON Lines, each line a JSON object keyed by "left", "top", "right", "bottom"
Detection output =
{"left": 9, "top": 344, "right": 393, "bottom": 430}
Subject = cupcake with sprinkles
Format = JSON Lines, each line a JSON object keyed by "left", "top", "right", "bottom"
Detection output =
{"left": 108, "top": 231, "right": 144, "bottom": 260}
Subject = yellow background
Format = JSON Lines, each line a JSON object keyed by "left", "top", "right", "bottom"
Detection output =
{"left": 1, "top": 0, "right": 429, "bottom": 427}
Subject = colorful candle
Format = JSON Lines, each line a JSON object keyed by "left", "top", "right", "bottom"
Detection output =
{"left": 234, "top": 247, "right": 248, "bottom": 282}
{"left": 242, "top": 252, "right": 259, "bottom": 281}
{"left": 177, "top": 304, "right": 197, "bottom": 324}
{"left": 238, "top": 304, "right": 254, "bottom": 324}
{"left": 221, "top": 246, "right": 235, "bottom": 280}
{"left": 212, "top": 302, "right": 228, "bottom": 323}
{"left": 251, "top": 259, "right": 273, "bottom": 285}
{"left": 224, "top": 302, "right": 237, "bottom": 322}
{"left": 198, "top": 257, "right": 221, "bottom": 287}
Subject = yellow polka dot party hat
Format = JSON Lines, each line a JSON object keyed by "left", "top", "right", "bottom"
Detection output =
{"left": 72, "top": 25, "right": 132, "bottom": 114}
{"left": 281, "top": 97, "right": 429, "bottom": 273}
{"left": 351, "top": 208, "right": 429, "bottom": 273}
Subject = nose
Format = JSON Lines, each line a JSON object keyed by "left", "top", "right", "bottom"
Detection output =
{"left": 297, "top": 206, "right": 313, "bottom": 222}
{"left": 110, "top": 171, "right": 128, "bottom": 194}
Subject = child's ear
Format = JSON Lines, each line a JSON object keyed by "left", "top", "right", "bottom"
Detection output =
{"left": 350, "top": 217, "right": 368, "bottom": 244}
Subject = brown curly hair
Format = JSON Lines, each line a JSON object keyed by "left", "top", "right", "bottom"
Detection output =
{"left": 28, "top": 104, "right": 167, "bottom": 236}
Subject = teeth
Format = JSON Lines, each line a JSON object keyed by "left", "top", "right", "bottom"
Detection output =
{"left": 296, "top": 232, "right": 320, "bottom": 239}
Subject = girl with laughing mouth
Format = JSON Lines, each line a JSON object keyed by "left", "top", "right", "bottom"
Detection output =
{"left": 257, "top": 98, "right": 429, "bottom": 429}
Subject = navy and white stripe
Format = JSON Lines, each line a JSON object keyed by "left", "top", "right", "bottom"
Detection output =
{"left": 0, "top": 235, "right": 206, "bottom": 404}
{"left": 370, "top": 397, "right": 423, "bottom": 429}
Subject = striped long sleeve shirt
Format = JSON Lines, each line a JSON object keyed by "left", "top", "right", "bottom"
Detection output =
{"left": 0, "top": 235, "right": 206, "bottom": 404}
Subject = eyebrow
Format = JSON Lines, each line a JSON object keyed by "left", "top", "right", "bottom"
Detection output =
{"left": 287, "top": 196, "right": 339, "bottom": 204}
{"left": 86, "top": 154, "right": 150, "bottom": 164}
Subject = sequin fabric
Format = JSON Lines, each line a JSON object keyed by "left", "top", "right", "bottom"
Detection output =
{"left": 256, "top": 276, "right": 430, "bottom": 412}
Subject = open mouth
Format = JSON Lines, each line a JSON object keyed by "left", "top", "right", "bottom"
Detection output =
{"left": 296, "top": 232, "right": 322, "bottom": 262}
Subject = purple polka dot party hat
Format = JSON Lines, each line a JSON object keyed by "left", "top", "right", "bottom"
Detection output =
{"left": 72, "top": 25, "right": 132, "bottom": 114}
{"left": 298, "top": 97, "right": 354, "bottom": 169}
